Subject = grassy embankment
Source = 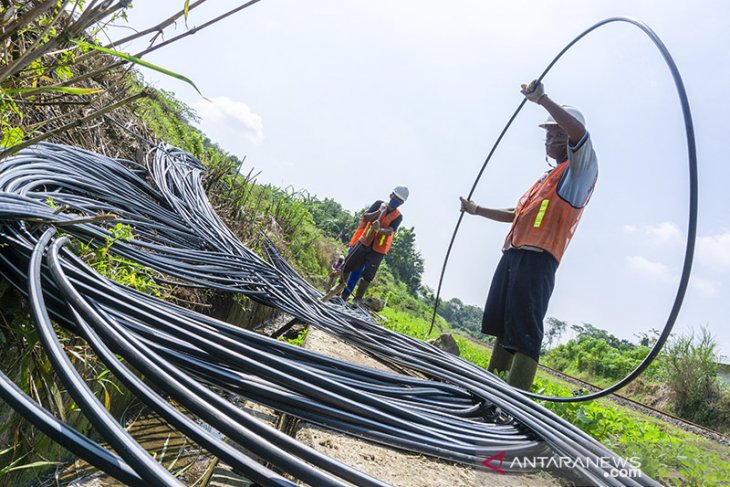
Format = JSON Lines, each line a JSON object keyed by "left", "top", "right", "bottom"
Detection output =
{"left": 0, "top": 70, "right": 340, "bottom": 487}
{"left": 375, "top": 306, "right": 730, "bottom": 487}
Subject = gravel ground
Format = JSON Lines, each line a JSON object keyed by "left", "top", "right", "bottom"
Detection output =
{"left": 297, "top": 327, "right": 562, "bottom": 487}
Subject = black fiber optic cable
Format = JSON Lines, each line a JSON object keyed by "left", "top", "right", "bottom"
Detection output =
{"left": 429, "top": 17, "right": 697, "bottom": 404}
{"left": 0, "top": 137, "right": 664, "bottom": 485}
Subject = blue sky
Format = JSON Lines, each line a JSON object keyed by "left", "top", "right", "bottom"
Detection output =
{"left": 119, "top": 1, "right": 729, "bottom": 357}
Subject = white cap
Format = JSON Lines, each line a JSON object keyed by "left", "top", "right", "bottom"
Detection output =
{"left": 392, "top": 186, "right": 409, "bottom": 202}
{"left": 539, "top": 105, "right": 585, "bottom": 128}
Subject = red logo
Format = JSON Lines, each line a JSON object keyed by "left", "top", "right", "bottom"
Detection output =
{"left": 482, "top": 451, "right": 506, "bottom": 475}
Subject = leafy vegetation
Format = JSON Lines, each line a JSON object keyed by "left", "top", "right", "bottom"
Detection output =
{"left": 542, "top": 321, "right": 730, "bottom": 433}
{"left": 544, "top": 336, "right": 663, "bottom": 382}
{"left": 284, "top": 328, "right": 310, "bottom": 348}
{"left": 534, "top": 379, "right": 730, "bottom": 486}
{"left": 306, "top": 197, "right": 360, "bottom": 244}
{"left": 426, "top": 294, "right": 484, "bottom": 338}
{"left": 384, "top": 227, "right": 424, "bottom": 294}
{"left": 376, "top": 311, "right": 730, "bottom": 487}
{"left": 381, "top": 307, "right": 446, "bottom": 341}
{"left": 74, "top": 223, "right": 169, "bottom": 297}
{"left": 663, "top": 327, "right": 730, "bottom": 430}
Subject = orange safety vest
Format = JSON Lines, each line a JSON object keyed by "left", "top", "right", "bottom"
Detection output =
{"left": 359, "top": 208, "right": 401, "bottom": 254}
{"left": 349, "top": 219, "right": 368, "bottom": 247}
{"left": 503, "top": 162, "right": 591, "bottom": 263}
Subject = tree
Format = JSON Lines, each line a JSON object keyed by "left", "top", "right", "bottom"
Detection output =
{"left": 384, "top": 227, "right": 424, "bottom": 294}
{"left": 305, "top": 198, "right": 359, "bottom": 243}
{"left": 635, "top": 328, "right": 660, "bottom": 347}
{"left": 435, "top": 297, "right": 483, "bottom": 336}
{"left": 570, "top": 322, "right": 633, "bottom": 350}
{"left": 543, "top": 317, "right": 568, "bottom": 351}
{"left": 418, "top": 284, "right": 435, "bottom": 306}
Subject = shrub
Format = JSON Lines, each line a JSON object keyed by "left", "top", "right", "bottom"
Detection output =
{"left": 663, "top": 327, "right": 730, "bottom": 430}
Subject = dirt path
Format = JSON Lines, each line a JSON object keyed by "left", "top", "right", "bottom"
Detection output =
{"left": 296, "top": 328, "right": 561, "bottom": 487}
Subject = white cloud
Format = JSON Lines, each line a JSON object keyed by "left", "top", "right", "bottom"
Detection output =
{"left": 626, "top": 255, "right": 673, "bottom": 282}
{"left": 690, "top": 276, "right": 721, "bottom": 297}
{"left": 625, "top": 226, "right": 730, "bottom": 273}
{"left": 622, "top": 221, "right": 682, "bottom": 244}
{"left": 193, "top": 97, "right": 264, "bottom": 144}
{"left": 627, "top": 255, "right": 722, "bottom": 297}
{"left": 696, "top": 231, "right": 730, "bottom": 271}
{"left": 645, "top": 222, "right": 683, "bottom": 245}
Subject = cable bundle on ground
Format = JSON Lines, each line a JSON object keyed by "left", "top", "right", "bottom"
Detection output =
{"left": 0, "top": 142, "right": 659, "bottom": 486}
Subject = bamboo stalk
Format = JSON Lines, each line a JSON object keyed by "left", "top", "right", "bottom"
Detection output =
{"left": 0, "top": 0, "right": 59, "bottom": 46}
{"left": 0, "top": 1, "right": 125, "bottom": 83}
{"left": 54, "top": 0, "right": 264, "bottom": 91}
{"left": 23, "top": 1, "right": 71, "bottom": 56}
{"left": 103, "top": 0, "right": 208, "bottom": 51}
{"left": 0, "top": 89, "right": 146, "bottom": 160}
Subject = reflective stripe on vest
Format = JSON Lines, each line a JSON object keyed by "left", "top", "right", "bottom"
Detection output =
{"left": 359, "top": 208, "right": 401, "bottom": 254}
{"left": 504, "top": 162, "right": 590, "bottom": 263}
{"left": 534, "top": 199, "right": 549, "bottom": 228}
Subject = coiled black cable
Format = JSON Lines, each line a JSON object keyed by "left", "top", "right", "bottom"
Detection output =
{"left": 429, "top": 17, "right": 697, "bottom": 403}
{"left": 0, "top": 139, "right": 664, "bottom": 485}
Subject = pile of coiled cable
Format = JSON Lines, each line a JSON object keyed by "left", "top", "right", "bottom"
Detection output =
{"left": 0, "top": 142, "right": 660, "bottom": 486}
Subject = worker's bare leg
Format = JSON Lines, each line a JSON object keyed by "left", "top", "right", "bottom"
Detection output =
{"left": 487, "top": 337, "right": 514, "bottom": 376}
{"left": 507, "top": 353, "right": 538, "bottom": 391}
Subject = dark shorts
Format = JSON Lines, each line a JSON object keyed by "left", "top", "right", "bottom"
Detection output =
{"left": 482, "top": 248, "right": 558, "bottom": 361}
{"left": 342, "top": 243, "right": 384, "bottom": 282}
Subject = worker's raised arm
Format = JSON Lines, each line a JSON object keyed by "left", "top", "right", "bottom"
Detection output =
{"left": 362, "top": 202, "right": 387, "bottom": 221}
{"left": 460, "top": 197, "right": 515, "bottom": 223}
{"left": 521, "top": 80, "right": 586, "bottom": 145}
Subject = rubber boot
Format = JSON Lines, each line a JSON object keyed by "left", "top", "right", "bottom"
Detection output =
{"left": 353, "top": 279, "right": 371, "bottom": 302}
{"left": 486, "top": 337, "right": 514, "bottom": 377}
{"left": 508, "top": 353, "right": 538, "bottom": 391}
{"left": 321, "top": 272, "right": 350, "bottom": 302}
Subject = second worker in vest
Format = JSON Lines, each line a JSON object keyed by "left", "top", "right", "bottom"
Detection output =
{"left": 322, "top": 186, "right": 409, "bottom": 302}
{"left": 460, "top": 80, "right": 598, "bottom": 391}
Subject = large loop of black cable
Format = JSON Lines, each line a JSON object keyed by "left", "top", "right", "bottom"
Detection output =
{"left": 429, "top": 17, "right": 697, "bottom": 403}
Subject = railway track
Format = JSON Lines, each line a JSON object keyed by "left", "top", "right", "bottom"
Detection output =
{"left": 458, "top": 334, "right": 729, "bottom": 446}
{"left": 538, "top": 363, "right": 730, "bottom": 446}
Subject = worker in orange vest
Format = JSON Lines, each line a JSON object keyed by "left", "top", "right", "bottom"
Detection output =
{"left": 460, "top": 80, "right": 598, "bottom": 390}
{"left": 322, "top": 186, "right": 409, "bottom": 302}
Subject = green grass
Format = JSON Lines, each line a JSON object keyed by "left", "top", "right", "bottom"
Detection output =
{"left": 452, "top": 335, "right": 493, "bottom": 370}
{"left": 376, "top": 312, "right": 730, "bottom": 487}
{"left": 283, "top": 328, "right": 309, "bottom": 348}
{"left": 380, "top": 307, "right": 445, "bottom": 341}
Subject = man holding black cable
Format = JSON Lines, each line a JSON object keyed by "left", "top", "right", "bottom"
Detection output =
{"left": 460, "top": 80, "right": 598, "bottom": 390}
{"left": 322, "top": 186, "right": 409, "bottom": 303}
